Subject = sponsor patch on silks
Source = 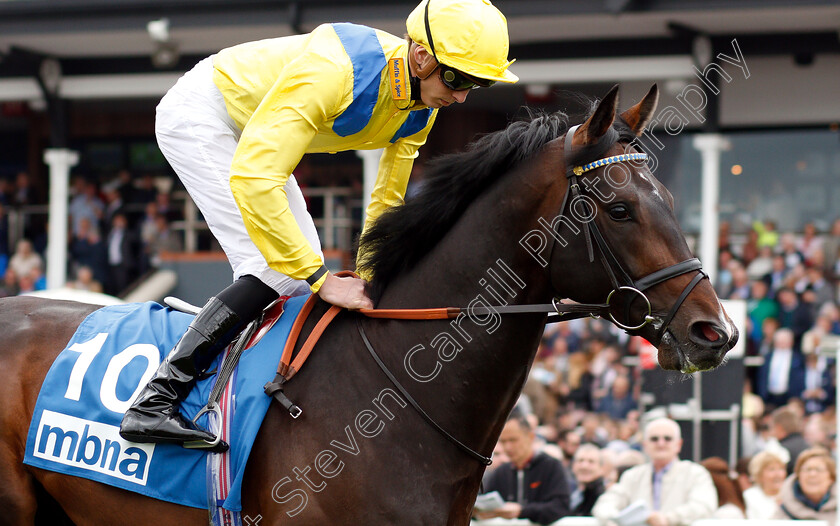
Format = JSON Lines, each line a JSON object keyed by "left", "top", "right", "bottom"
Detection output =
{"left": 389, "top": 57, "right": 408, "bottom": 100}
{"left": 24, "top": 297, "right": 308, "bottom": 511}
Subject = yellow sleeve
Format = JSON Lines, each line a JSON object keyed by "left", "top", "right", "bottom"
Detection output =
{"left": 363, "top": 109, "right": 438, "bottom": 227}
{"left": 356, "top": 109, "right": 437, "bottom": 279}
{"left": 229, "top": 52, "right": 350, "bottom": 292}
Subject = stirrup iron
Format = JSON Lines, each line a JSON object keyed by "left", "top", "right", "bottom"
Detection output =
{"left": 183, "top": 402, "right": 223, "bottom": 450}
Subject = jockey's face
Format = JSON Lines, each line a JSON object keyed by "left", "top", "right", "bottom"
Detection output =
{"left": 412, "top": 45, "right": 470, "bottom": 109}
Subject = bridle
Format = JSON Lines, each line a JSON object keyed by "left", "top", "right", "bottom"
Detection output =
{"left": 546, "top": 124, "right": 709, "bottom": 342}
{"left": 350, "top": 124, "right": 710, "bottom": 466}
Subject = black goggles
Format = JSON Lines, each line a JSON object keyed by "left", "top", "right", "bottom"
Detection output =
{"left": 438, "top": 64, "right": 495, "bottom": 91}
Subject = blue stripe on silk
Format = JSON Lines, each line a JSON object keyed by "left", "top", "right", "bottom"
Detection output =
{"left": 332, "top": 23, "right": 385, "bottom": 137}
{"left": 391, "top": 108, "right": 433, "bottom": 143}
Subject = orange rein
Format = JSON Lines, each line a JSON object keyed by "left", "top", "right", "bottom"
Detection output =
{"left": 277, "top": 272, "right": 459, "bottom": 381}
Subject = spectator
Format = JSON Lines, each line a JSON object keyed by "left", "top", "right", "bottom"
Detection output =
{"left": 17, "top": 271, "right": 37, "bottom": 294}
{"left": 700, "top": 457, "right": 746, "bottom": 519}
{"left": 798, "top": 222, "right": 824, "bottom": 266}
{"left": 756, "top": 328, "right": 805, "bottom": 407}
{"left": 753, "top": 219, "right": 779, "bottom": 250}
{"left": 773, "top": 447, "right": 836, "bottom": 526}
{"left": 67, "top": 265, "right": 104, "bottom": 293}
{"left": 144, "top": 213, "right": 183, "bottom": 270}
{"left": 101, "top": 185, "right": 126, "bottom": 230}
{"left": 558, "top": 428, "right": 582, "bottom": 489}
{"left": 13, "top": 171, "right": 34, "bottom": 206}
{"left": 764, "top": 254, "right": 788, "bottom": 295}
{"left": 70, "top": 217, "right": 109, "bottom": 287}
{"left": 802, "top": 315, "right": 835, "bottom": 356}
{"left": 0, "top": 178, "right": 12, "bottom": 205}
{"left": 68, "top": 179, "right": 104, "bottom": 237}
{"left": 8, "top": 239, "right": 43, "bottom": 280}
{"left": 479, "top": 414, "right": 571, "bottom": 525}
{"left": 613, "top": 448, "right": 646, "bottom": 481}
{"left": 747, "top": 279, "right": 778, "bottom": 352}
{"left": 743, "top": 450, "right": 787, "bottom": 519}
{"left": 746, "top": 246, "right": 774, "bottom": 281}
{"left": 154, "top": 191, "right": 181, "bottom": 223}
{"left": 821, "top": 218, "right": 840, "bottom": 280}
{"left": 106, "top": 213, "right": 136, "bottom": 295}
{"left": 755, "top": 317, "right": 780, "bottom": 358}
{"left": 803, "top": 266, "right": 835, "bottom": 310}
{"left": 734, "top": 457, "right": 752, "bottom": 494}
{"left": 0, "top": 268, "right": 19, "bottom": 297}
{"left": 570, "top": 443, "right": 606, "bottom": 516}
{"left": 565, "top": 351, "right": 595, "bottom": 411}
{"left": 741, "top": 229, "right": 759, "bottom": 266}
{"left": 727, "top": 261, "right": 751, "bottom": 300}
{"left": 592, "top": 418, "right": 717, "bottom": 526}
{"left": 132, "top": 173, "right": 159, "bottom": 205}
{"left": 776, "top": 288, "right": 814, "bottom": 346}
{"left": 772, "top": 406, "right": 810, "bottom": 474}
{"left": 779, "top": 233, "right": 805, "bottom": 270}
{"left": 596, "top": 375, "right": 637, "bottom": 421}
{"left": 114, "top": 169, "right": 136, "bottom": 205}
{"left": 715, "top": 249, "right": 735, "bottom": 297}
{"left": 802, "top": 352, "right": 834, "bottom": 415}
{"left": 486, "top": 439, "right": 510, "bottom": 474}
{"left": 718, "top": 221, "right": 732, "bottom": 253}
{"left": 579, "top": 413, "right": 608, "bottom": 448}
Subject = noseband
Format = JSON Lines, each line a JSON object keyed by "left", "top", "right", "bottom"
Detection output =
{"left": 553, "top": 124, "right": 708, "bottom": 341}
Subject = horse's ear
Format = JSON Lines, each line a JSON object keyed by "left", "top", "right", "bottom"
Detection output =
{"left": 620, "top": 84, "right": 659, "bottom": 136}
{"left": 573, "top": 84, "right": 619, "bottom": 146}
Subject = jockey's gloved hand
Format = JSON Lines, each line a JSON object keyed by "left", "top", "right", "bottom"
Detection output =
{"left": 317, "top": 273, "right": 374, "bottom": 310}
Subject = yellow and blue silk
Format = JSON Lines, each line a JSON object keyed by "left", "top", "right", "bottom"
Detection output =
{"left": 213, "top": 23, "right": 437, "bottom": 291}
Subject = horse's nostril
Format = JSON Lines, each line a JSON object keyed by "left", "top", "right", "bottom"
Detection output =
{"left": 700, "top": 322, "right": 720, "bottom": 342}
{"left": 690, "top": 321, "right": 727, "bottom": 346}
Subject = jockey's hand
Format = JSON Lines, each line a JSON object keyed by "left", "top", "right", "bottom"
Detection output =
{"left": 317, "top": 273, "right": 374, "bottom": 310}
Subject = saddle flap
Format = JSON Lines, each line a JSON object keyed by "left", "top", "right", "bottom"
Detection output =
{"left": 244, "top": 297, "right": 290, "bottom": 350}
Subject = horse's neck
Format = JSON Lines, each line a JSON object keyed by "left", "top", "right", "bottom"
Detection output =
{"left": 375, "top": 158, "right": 563, "bottom": 458}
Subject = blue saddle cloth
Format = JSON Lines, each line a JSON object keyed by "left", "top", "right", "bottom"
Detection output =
{"left": 23, "top": 296, "right": 308, "bottom": 511}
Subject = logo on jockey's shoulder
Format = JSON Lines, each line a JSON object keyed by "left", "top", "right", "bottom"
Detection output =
{"left": 389, "top": 58, "right": 407, "bottom": 101}
{"left": 33, "top": 410, "right": 155, "bottom": 485}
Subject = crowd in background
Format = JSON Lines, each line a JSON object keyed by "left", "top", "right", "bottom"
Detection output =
{"left": 479, "top": 216, "right": 839, "bottom": 523}
{"left": 0, "top": 169, "right": 183, "bottom": 298}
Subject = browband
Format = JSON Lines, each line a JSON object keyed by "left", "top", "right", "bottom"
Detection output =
{"left": 563, "top": 124, "right": 619, "bottom": 178}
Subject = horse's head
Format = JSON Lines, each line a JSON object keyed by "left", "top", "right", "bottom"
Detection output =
{"left": 551, "top": 85, "right": 738, "bottom": 372}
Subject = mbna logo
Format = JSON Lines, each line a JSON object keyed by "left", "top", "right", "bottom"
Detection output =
{"left": 33, "top": 410, "right": 155, "bottom": 485}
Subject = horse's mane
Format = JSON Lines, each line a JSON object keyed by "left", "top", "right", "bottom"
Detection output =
{"left": 358, "top": 106, "right": 638, "bottom": 302}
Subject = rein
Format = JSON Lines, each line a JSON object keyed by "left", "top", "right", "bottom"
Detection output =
{"left": 267, "top": 126, "right": 709, "bottom": 466}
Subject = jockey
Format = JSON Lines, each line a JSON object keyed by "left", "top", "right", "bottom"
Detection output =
{"left": 120, "top": 0, "right": 518, "bottom": 450}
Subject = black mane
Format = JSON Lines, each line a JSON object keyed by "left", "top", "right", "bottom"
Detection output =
{"left": 357, "top": 108, "right": 639, "bottom": 302}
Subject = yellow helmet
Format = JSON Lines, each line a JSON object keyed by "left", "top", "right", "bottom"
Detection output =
{"left": 406, "top": 0, "right": 518, "bottom": 84}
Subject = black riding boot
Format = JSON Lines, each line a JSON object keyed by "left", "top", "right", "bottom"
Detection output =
{"left": 119, "top": 296, "right": 241, "bottom": 450}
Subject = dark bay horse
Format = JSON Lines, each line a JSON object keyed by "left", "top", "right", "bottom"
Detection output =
{"left": 0, "top": 85, "right": 737, "bottom": 525}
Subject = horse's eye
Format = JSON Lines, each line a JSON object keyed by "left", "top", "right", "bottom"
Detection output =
{"left": 608, "top": 204, "right": 631, "bottom": 221}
